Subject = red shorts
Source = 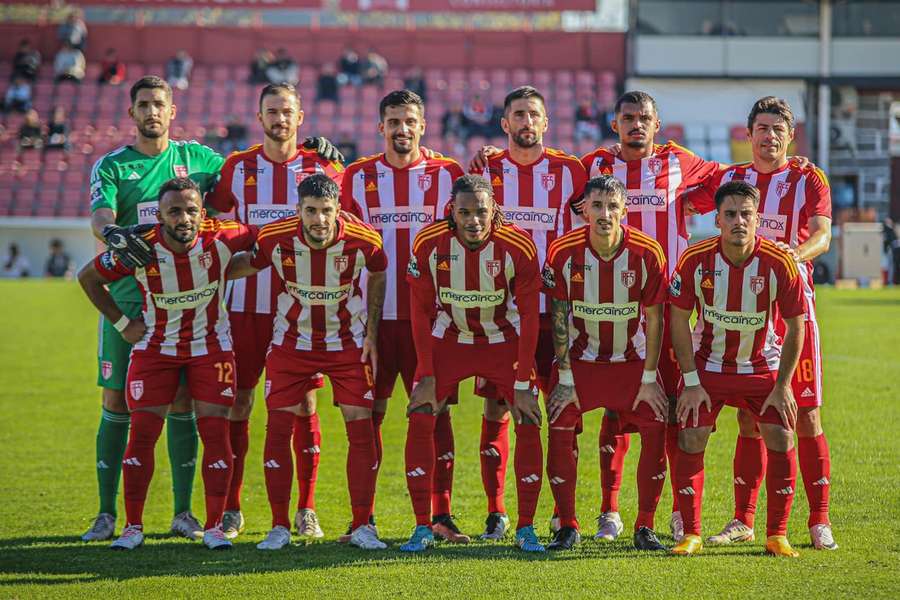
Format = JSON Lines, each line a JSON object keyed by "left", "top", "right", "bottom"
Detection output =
{"left": 678, "top": 370, "right": 786, "bottom": 429}
{"left": 126, "top": 350, "right": 236, "bottom": 410}
{"left": 658, "top": 303, "right": 682, "bottom": 398}
{"left": 374, "top": 319, "right": 417, "bottom": 400}
{"left": 265, "top": 345, "right": 374, "bottom": 410}
{"left": 774, "top": 318, "right": 823, "bottom": 408}
{"left": 476, "top": 314, "right": 553, "bottom": 398}
{"left": 549, "top": 360, "right": 662, "bottom": 429}
{"left": 230, "top": 310, "right": 324, "bottom": 392}
{"left": 433, "top": 337, "right": 535, "bottom": 406}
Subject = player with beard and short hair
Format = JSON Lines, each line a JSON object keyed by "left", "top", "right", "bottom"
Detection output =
{"left": 78, "top": 177, "right": 258, "bottom": 550}
{"left": 340, "top": 90, "right": 467, "bottom": 543}
{"left": 204, "top": 83, "right": 344, "bottom": 541}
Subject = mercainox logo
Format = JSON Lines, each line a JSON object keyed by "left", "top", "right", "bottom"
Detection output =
{"left": 758, "top": 213, "right": 787, "bottom": 240}
{"left": 248, "top": 206, "right": 296, "bottom": 225}
{"left": 502, "top": 207, "right": 557, "bottom": 231}
{"left": 286, "top": 282, "right": 350, "bottom": 306}
{"left": 439, "top": 287, "right": 505, "bottom": 308}
{"left": 137, "top": 201, "right": 158, "bottom": 225}
{"left": 572, "top": 300, "right": 639, "bottom": 323}
{"left": 152, "top": 281, "right": 219, "bottom": 311}
{"left": 625, "top": 190, "right": 667, "bottom": 212}
{"left": 702, "top": 306, "right": 766, "bottom": 331}
{"left": 368, "top": 206, "right": 435, "bottom": 229}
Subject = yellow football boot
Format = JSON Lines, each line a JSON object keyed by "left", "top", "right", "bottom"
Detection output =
{"left": 671, "top": 534, "right": 703, "bottom": 555}
{"left": 765, "top": 535, "right": 799, "bottom": 557}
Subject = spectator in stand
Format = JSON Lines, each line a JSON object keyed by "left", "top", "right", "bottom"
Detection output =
{"left": 18, "top": 109, "right": 43, "bottom": 153}
{"left": 265, "top": 48, "right": 299, "bottom": 86}
{"left": 463, "top": 94, "right": 491, "bottom": 138}
{"left": 3, "top": 77, "right": 32, "bottom": 113}
{"left": 58, "top": 9, "right": 88, "bottom": 51}
{"left": 13, "top": 39, "right": 41, "bottom": 82}
{"left": 166, "top": 50, "right": 193, "bottom": 91}
{"left": 45, "top": 239, "right": 73, "bottom": 279}
{"left": 1, "top": 243, "right": 31, "bottom": 278}
{"left": 317, "top": 64, "right": 339, "bottom": 103}
{"left": 249, "top": 48, "right": 274, "bottom": 84}
{"left": 44, "top": 106, "right": 70, "bottom": 155}
{"left": 335, "top": 131, "right": 358, "bottom": 164}
{"left": 53, "top": 42, "right": 85, "bottom": 83}
{"left": 441, "top": 103, "right": 470, "bottom": 141}
{"left": 338, "top": 47, "right": 361, "bottom": 86}
{"left": 220, "top": 115, "right": 248, "bottom": 155}
{"left": 574, "top": 98, "right": 600, "bottom": 142}
{"left": 404, "top": 67, "right": 427, "bottom": 102}
{"left": 360, "top": 49, "right": 388, "bottom": 86}
{"left": 98, "top": 48, "right": 126, "bottom": 86}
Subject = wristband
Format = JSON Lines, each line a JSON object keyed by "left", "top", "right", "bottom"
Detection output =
{"left": 513, "top": 380, "right": 532, "bottom": 391}
{"left": 682, "top": 370, "right": 700, "bottom": 387}
{"left": 112, "top": 315, "right": 130, "bottom": 333}
{"left": 557, "top": 369, "right": 574, "bottom": 386}
{"left": 641, "top": 370, "right": 657, "bottom": 385}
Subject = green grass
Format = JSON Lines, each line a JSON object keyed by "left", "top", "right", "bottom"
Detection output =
{"left": 0, "top": 280, "right": 898, "bottom": 598}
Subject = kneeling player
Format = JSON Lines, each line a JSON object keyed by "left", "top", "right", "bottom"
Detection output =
{"left": 400, "top": 174, "right": 546, "bottom": 553}
{"left": 227, "top": 174, "right": 388, "bottom": 551}
{"left": 78, "top": 178, "right": 257, "bottom": 550}
{"left": 669, "top": 181, "right": 805, "bottom": 557}
{"left": 543, "top": 175, "right": 670, "bottom": 551}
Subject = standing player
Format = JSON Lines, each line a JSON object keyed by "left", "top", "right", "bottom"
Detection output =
{"left": 400, "top": 174, "right": 546, "bottom": 553}
{"left": 543, "top": 175, "right": 670, "bottom": 551}
{"left": 78, "top": 177, "right": 257, "bottom": 550}
{"left": 227, "top": 174, "right": 389, "bottom": 551}
{"left": 340, "top": 90, "right": 467, "bottom": 542}
{"left": 684, "top": 97, "right": 836, "bottom": 550}
{"left": 669, "top": 181, "right": 806, "bottom": 557}
{"left": 469, "top": 86, "right": 587, "bottom": 540}
{"left": 205, "top": 83, "right": 344, "bottom": 540}
{"left": 85, "top": 76, "right": 224, "bottom": 541}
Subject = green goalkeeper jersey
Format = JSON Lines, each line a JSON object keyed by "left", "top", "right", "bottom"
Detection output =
{"left": 89, "top": 139, "right": 224, "bottom": 302}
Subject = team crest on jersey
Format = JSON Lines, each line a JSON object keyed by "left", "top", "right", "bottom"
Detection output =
{"left": 647, "top": 158, "right": 663, "bottom": 176}
{"left": 417, "top": 174, "right": 432, "bottom": 192}
{"left": 749, "top": 276, "right": 766, "bottom": 295}
{"left": 101, "top": 361, "right": 113, "bottom": 380}
{"left": 775, "top": 181, "right": 792, "bottom": 198}
{"left": 173, "top": 165, "right": 188, "bottom": 178}
{"left": 333, "top": 255, "right": 348, "bottom": 273}
{"left": 198, "top": 251, "right": 213, "bottom": 270}
{"left": 540, "top": 173, "right": 556, "bottom": 192}
{"left": 621, "top": 270, "right": 636, "bottom": 288}
{"left": 130, "top": 380, "right": 144, "bottom": 401}
{"left": 485, "top": 260, "right": 502, "bottom": 278}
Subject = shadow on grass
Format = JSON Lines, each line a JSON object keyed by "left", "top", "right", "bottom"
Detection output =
{"left": 831, "top": 298, "right": 900, "bottom": 306}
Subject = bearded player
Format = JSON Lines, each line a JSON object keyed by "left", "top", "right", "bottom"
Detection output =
{"left": 78, "top": 177, "right": 257, "bottom": 550}
{"left": 340, "top": 90, "right": 468, "bottom": 543}
{"left": 205, "top": 83, "right": 344, "bottom": 540}
{"left": 227, "top": 174, "right": 388, "bottom": 551}
{"left": 401, "top": 174, "right": 546, "bottom": 553}
{"left": 542, "top": 175, "right": 670, "bottom": 551}
{"left": 684, "top": 97, "right": 836, "bottom": 550}
{"left": 669, "top": 180, "right": 805, "bottom": 557}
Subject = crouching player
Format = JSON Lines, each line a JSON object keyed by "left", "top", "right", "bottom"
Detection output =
{"left": 226, "top": 174, "right": 389, "bottom": 551}
{"left": 78, "top": 177, "right": 257, "bottom": 550}
{"left": 400, "top": 174, "right": 546, "bottom": 553}
{"left": 669, "top": 181, "right": 805, "bottom": 557}
{"left": 542, "top": 175, "right": 669, "bottom": 551}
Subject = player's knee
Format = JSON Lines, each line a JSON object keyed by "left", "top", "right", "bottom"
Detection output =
{"left": 298, "top": 390, "right": 317, "bottom": 417}
{"left": 196, "top": 400, "right": 229, "bottom": 419}
{"left": 340, "top": 404, "right": 372, "bottom": 422}
{"left": 796, "top": 406, "right": 823, "bottom": 437}
{"left": 373, "top": 397, "right": 388, "bottom": 414}
{"left": 102, "top": 388, "right": 128, "bottom": 413}
{"left": 229, "top": 389, "right": 254, "bottom": 420}
{"left": 736, "top": 409, "right": 761, "bottom": 437}
{"left": 483, "top": 397, "right": 509, "bottom": 421}
{"left": 678, "top": 427, "right": 710, "bottom": 454}
{"left": 759, "top": 423, "right": 793, "bottom": 452}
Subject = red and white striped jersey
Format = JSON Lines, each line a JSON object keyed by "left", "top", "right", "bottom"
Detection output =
{"left": 580, "top": 142, "right": 720, "bottom": 276}
{"left": 94, "top": 220, "right": 256, "bottom": 358}
{"left": 685, "top": 162, "right": 831, "bottom": 321}
{"left": 250, "top": 214, "right": 387, "bottom": 352}
{"left": 206, "top": 144, "right": 344, "bottom": 315}
{"left": 544, "top": 225, "right": 668, "bottom": 363}
{"left": 340, "top": 150, "right": 463, "bottom": 320}
{"left": 669, "top": 236, "right": 805, "bottom": 375}
{"left": 475, "top": 148, "right": 587, "bottom": 311}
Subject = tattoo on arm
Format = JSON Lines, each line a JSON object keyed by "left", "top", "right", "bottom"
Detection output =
{"left": 366, "top": 272, "right": 386, "bottom": 338}
{"left": 551, "top": 297, "right": 572, "bottom": 371}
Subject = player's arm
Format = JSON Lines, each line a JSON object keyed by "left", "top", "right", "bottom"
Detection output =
{"left": 512, "top": 252, "right": 542, "bottom": 425}
{"left": 546, "top": 296, "right": 578, "bottom": 423}
{"left": 303, "top": 136, "right": 344, "bottom": 164}
{"left": 791, "top": 215, "right": 832, "bottom": 263}
{"left": 671, "top": 303, "right": 710, "bottom": 428}
{"left": 467, "top": 145, "right": 502, "bottom": 173}
{"left": 225, "top": 251, "right": 261, "bottom": 280}
{"left": 407, "top": 252, "right": 439, "bottom": 415}
{"left": 204, "top": 156, "right": 238, "bottom": 214}
{"left": 361, "top": 262, "right": 387, "bottom": 379}
{"left": 77, "top": 255, "right": 146, "bottom": 344}
{"left": 89, "top": 156, "right": 154, "bottom": 267}
{"left": 632, "top": 302, "right": 668, "bottom": 421}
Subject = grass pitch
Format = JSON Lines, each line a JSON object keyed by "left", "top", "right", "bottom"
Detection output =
{"left": 0, "top": 280, "right": 897, "bottom": 598}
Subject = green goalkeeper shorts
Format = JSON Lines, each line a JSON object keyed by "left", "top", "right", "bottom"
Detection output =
{"left": 96, "top": 300, "right": 143, "bottom": 391}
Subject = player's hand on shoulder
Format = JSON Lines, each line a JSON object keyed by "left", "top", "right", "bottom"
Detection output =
{"left": 547, "top": 383, "right": 579, "bottom": 423}
{"left": 676, "top": 384, "right": 711, "bottom": 428}
{"left": 121, "top": 317, "right": 147, "bottom": 345}
{"left": 633, "top": 381, "right": 668, "bottom": 422}
{"left": 303, "top": 136, "right": 344, "bottom": 164}
{"left": 407, "top": 376, "right": 437, "bottom": 416}
{"left": 788, "top": 155, "right": 814, "bottom": 170}
{"left": 607, "top": 142, "right": 622, "bottom": 157}
{"left": 468, "top": 145, "right": 501, "bottom": 173}
{"left": 102, "top": 224, "right": 155, "bottom": 268}
{"left": 774, "top": 241, "right": 801, "bottom": 262}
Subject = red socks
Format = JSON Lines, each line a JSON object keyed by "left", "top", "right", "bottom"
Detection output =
{"left": 122, "top": 411, "right": 165, "bottom": 527}
{"left": 514, "top": 422, "right": 543, "bottom": 530}
{"left": 547, "top": 405, "right": 580, "bottom": 529}
{"left": 432, "top": 411, "right": 454, "bottom": 516}
{"left": 674, "top": 449, "right": 705, "bottom": 536}
{"left": 405, "top": 412, "right": 436, "bottom": 526}
{"left": 798, "top": 434, "right": 831, "bottom": 527}
{"left": 345, "top": 418, "right": 377, "bottom": 530}
{"left": 480, "top": 417, "right": 509, "bottom": 514}
{"left": 733, "top": 435, "right": 766, "bottom": 527}
{"left": 765, "top": 447, "right": 797, "bottom": 537}
{"left": 197, "top": 416, "right": 233, "bottom": 529}
{"left": 635, "top": 424, "right": 667, "bottom": 531}
{"left": 225, "top": 419, "right": 249, "bottom": 512}
{"left": 263, "top": 410, "right": 295, "bottom": 529}
{"left": 293, "top": 413, "right": 321, "bottom": 511}
{"left": 599, "top": 414, "right": 629, "bottom": 513}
